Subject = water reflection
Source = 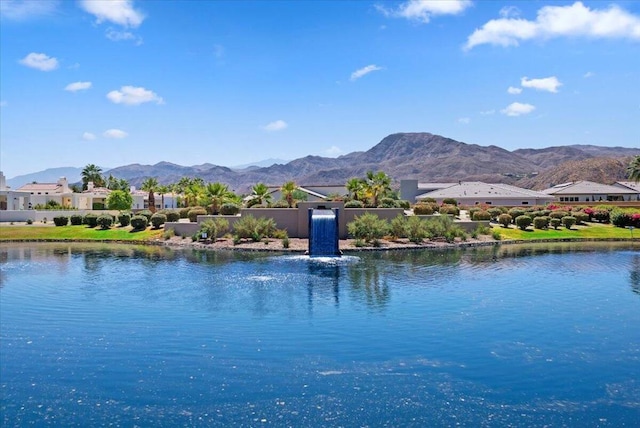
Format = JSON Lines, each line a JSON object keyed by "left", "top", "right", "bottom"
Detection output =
{"left": 630, "top": 255, "right": 640, "bottom": 295}
{"left": 347, "top": 257, "right": 390, "bottom": 310}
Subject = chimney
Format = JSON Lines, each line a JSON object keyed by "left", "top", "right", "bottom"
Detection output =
{"left": 0, "top": 171, "right": 6, "bottom": 191}
{"left": 58, "top": 177, "right": 70, "bottom": 193}
{"left": 88, "top": 181, "right": 94, "bottom": 191}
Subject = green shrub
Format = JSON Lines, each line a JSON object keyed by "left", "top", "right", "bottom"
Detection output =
{"left": 472, "top": 210, "right": 491, "bottom": 221}
{"left": 92, "top": 202, "right": 105, "bottom": 210}
{"left": 150, "top": 213, "right": 167, "bottom": 229}
{"left": 347, "top": 212, "right": 388, "bottom": 246}
{"left": 508, "top": 208, "right": 525, "bottom": 221}
{"left": 573, "top": 212, "right": 589, "bottom": 225}
{"left": 397, "top": 200, "right": 411, "bottom": 209}
{"left": 163, "top": 228, "right": 175, "bottom": 240}
{"left": 187, "top": 207, "right": 207, "bottom": 222}
{"left": 610, "top": 210, "right": 632, "bottom": 228}
{"left": 497, "top": 213, "right": 512, "bottom": 227}
{"left": 422, "top": 197, "right": 436, "bottom": 203}
{"left": 442, "top": 198, "right": 457, "bottom": 206}
{"left": 378, "top": 197, "right": 398, "bottom": 208}
{"left": 138, "top": 209, "right": 153, "bottom": 221}
{"left": 83, "top": 213, "right": 98, "bottom": 228}
{"left": 199, "top": 218, "right": 230, "bottom": 240}
{"left": 179, "top": 207, "right": 191, "bottom": 219}
{"left": 406, "top": 216, "right": 428, "bottom": 243}
{"left": 491, "top": 229, "right": 502, "bottom": 240}
{"left": 562, "top": 216, "right": 576, "bottom": 229}
{"left": 389, "top": 215, "right": 407, "bottom": 240}
{"left": 282, "top": 236, "right": 290, "bottom": 248}
{"left": 550, "top": 218, "right": 562, "bottom": 230}
{"left": 118, "top": 212, "right": 131, "bottom": 227}
{"left": 488, "top": 207, "right": 503, "bottom": 220}
{"left": 271, "top": 200, "right": 290, "bottom": 208}
{"left": 130, "top": 215, "right": 148, "bottom": 231}
{"left": 345, "top": 200, "right": 364, "bottom": 208}
{"left": 163, "top": 210, "right": 180, "bottom": 222}
{"left": 70, "top": 214, "right": 83, "bottom": 225}
{"left": 233, "top": 215, "right": 277, "bottom": 241}
{"left": 593, "top": 209, "right": 610, "bottom": 223}
{"left": 515, "top": 215, "right": 532, "bottom": 230}
{"left": 549, "top": 210, "right": 569, "bottom": 219}
{"left": 220, "top": 203, "right": 240, "bottom": 215}
{"left": 26, "top": 219, "right": 33, "bottom": 225}
{"left": 533, "top": 216, "right": 549, "bottom": 229}
{"left": 53, "top": 216, "right": 69, "bottom": 226}
{"left": 413, "top": 203, "right": 434, "bottom": 215}
{"left": 440, "top": 204, "right": 459, "bottom": 216}
{"left": 96, "top": 214, "right": 113, "bottom": 230}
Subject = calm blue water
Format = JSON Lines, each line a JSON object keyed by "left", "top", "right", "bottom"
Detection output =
{"left": 1, "top": 243, "right": 639, "bottom": 427}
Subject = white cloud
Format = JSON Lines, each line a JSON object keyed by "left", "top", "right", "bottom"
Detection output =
{"left": 507, "top": 86, "right": 522, "bottom": 94}
{"left": 501, "top": 102, "right": 536, "bottom": 117}
{"left": 583, "top": 71, "right": 595, "bottom": 78}
{"left": 79, "top": 0, "right": 144, "bottom": 28}
{"left": 82, "top": 132, "right": 97, "bottom": 141}
{"left": 105, "top": 28, "right": 143, "bottom": 45}
{"left": 480, "top": 109, "right": 495, "bottom": 115}
{"left": 499, "top": 6, "right": 520, "bottom": 19}
{"left": 458, "top": 117, "right": 471, "bottom": 124}
{"left": 19, "top": 52, "right": 59, "bottom": 71}
{"left": 465, "top": 2, "right": 640, "bottom": 50}
{"left": 377, "top": 0, "right": 472, "bottom": 23}
{"left": 350, "top": 64, "right": 383, "bottom": 81}
{"left": 263, "top": 120, "right": 288, "bottom": 132}
{"left": 107, "top": 86, "right": 164, "bottom": 105}
{"left": 0, "top": 0, "right": 58, "bottom": 20}
{"left": 521, "top": 76, "right": 562, "bottom": 93}
{"left": 65, "top": 81, "right": 92, "bottom": 92}
{"left": 324, "top": 146, "right": 344, "bottom": 156}
{"left": 103, "top": 129, "right": 128, "bottom": 139}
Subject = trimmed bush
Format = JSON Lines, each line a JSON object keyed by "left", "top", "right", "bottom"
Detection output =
{"left": 413, "top": 203, "right": 434, "bottom": 215}
{"left": 345, "top": 200, "right": 364, "bottom": 208}
{"left": 165, "top": 210, "right": 180, "bottom": 222}
{"left": 92, "top": 202, "right": 105, "bottom": 210}
{"left": 593, "top": 209, "right": 610, "bottom": 223}
{"left": 118, "top": 212, "right": 131, "bottom": 227}
{"left": 497, "top": 213, "right": 512, "bottom": 228}
{"left": 508, "top": 208, "right": 525, "bottom": 221}
{"left": 96, "top": 214, "right": 113, "bottom": 230}
{"left": 422, "top": 197, "right": 437, "bottom": 203}
{"left": 150, "top": 213, "right": 167, "bottom": 229}
{"left": 271, "top": 200, "right": 290, "bottom": 208}
{"left": 347, "top": 212, "right": 389, "bottom": 246}
{"left": 83, "top": 213, "right": 98, "bottom": 228}
{"left": 70, "top": 214, "right": 83, "bottom": 225}
{"left": 442, "top": 198, "right": 457, "bottom": 206}
{"left": 396, "top": 200, "right": 411, "bottom": 209}
{"left": 187, "top": 207, "right": 207, "bottom": 222}
{"left": 378, "top": 197, "right": 398, "bottom": 208}
{"left": 488, "top": 207, "right": 503, "bottom": 221}
{"left": 562, "top": 216, "right": 576, "bottom": 229}
{"left": 220, "top": 203, "right": 240, "bottom": 215}
{"left": 549, "top": 210, "right": 569, "bottom": 219}
{"left": 472, "top": 210, "right": 491, "bottom": 221}
{"left": 533, "top": 216, "right": 549, "bottom": 229}
{"left": 130, "top": 215, "right": 148, "bottom": 231}
{"left": 179, "top": 207, "right": 191, "bottom": 219}
{"left": 573, "top": 212, "right": 588, "bottom": 225}
{"left": 611, "top": 210, "right": 633, "bottom": 228}
{"left": 515, "top": 215, "right": 532, "bottom": 230}
{"left": 550, "top": 218, "right": 562, "bottom": 230}
{"left": 53, "top": 216, "right": 69, "bottom": 226}
{"left": 138, "top": 209, "right": 153, "bottom": 221}
{"left": 440, "top": 204, "right": 459, "bottom": 216}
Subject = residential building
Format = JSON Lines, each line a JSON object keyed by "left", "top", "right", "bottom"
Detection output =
{"left": 0, "top": 171, "right": 31, "bottom": 210}
{"left": 414, "top": 181, "right": 555, "bottom": 206}
{"left": 541, "top": 181, "right": 639, "bottom": 202}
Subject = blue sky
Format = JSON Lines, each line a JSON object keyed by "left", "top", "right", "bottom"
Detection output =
{"left": 1, "top": 0, "right": 639, "bottom": 179}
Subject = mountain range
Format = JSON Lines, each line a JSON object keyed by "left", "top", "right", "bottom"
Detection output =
{"left": 6, "top": 133, "right": 638, "bottom": 193}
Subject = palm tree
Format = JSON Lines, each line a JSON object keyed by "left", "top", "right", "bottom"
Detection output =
{"left": 184, "top": 182, "right": 203, "bottom": 207}
{"left": 141, "top": 177, "right": 159, "bottom": 212}
{"left": 627, "top": 156, "right": 640, "bottom": 183}
{"left": 205, "top": 182, "right": 233, "bottom": 214}
{"left": 81, "top": 164, "right": 104, "bottom": 190}
{"left": 280, "top": 180, "right": 297, "bottom": 208}
{"left": 156, "top": 185, "right": 169, "bottom": 209}
{"left": 346, "top": 177, "right": 366, "bottom": 201}
{"left": 365, "top": 171, "right": 392, "bottom": 207}
{"left": 249, "top": 183, "right": 272, "bottom": 206}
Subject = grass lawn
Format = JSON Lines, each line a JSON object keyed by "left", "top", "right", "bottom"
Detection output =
{"left": 494, "top": 221, "right": 637, "bottom": 241}
{"left": 0, "top": 224, "right": 165, "bottom": 242}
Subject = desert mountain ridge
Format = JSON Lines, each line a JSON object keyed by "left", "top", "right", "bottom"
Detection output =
{"left": 7, "top": 133, "right": 639, "bottom": 193}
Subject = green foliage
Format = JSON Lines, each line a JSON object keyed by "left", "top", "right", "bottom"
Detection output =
{"left": 389, "top": 215, "right": 408, "bottom": 240}
{"left": 491, "top": 229, "right": 502, "bottom": 240}
{"left": 130, "top": 215, "right": 148, "bottom": 231}
{"left": 26, "top": 219, "right": 33, "bottom": 225}
{"left": 550, "top": 218, "right": 562, "bottom": 230}
{"left": 508, "top": 208, "right": 525, "bottom": 220}
{"left": 573, "top": 212, "right": 589, "bottom": 225}
{"left": 344, "top": 200, "right": 364, "bottom": 208}
{"left": 118, "top": 212, "right": 131, "bottom": 227}
{"left": 549, "top": 210, "right": 569, "bottom": 219}
{"left": 150, "top": 213, "right": 167, "bottom": 229}
{"left": 593, "top": 209, "right": 610, "bottom": 223}
{"left": 271, "top": 200, "right": 290, "bottom": 208}
{"left": 533, "top": 216, "right": 549, "bottom": 229}
{"left": 515, "top": 215, "right": 532, "bottom": 230}
{"left": 161, "top": 210, "right": 180, "bottom": 222}
{"left": 413, "top": 203, "right": 433, "bottom": 215}
{"left": 397, "top": 200, "right": 411, "bottom": 209}
{"left": 378, "top": 197, "right": 398, "bottom": 208}
{"left": 282, "top": 236, "right": 290, "bottom": 248}
{"left": 92, "top": 202, "right": 105, "bottom": 210}
{"left": 83, "top": 213, "right": 98, "bottom": 228}
{"left": 179, "top": 207, "right": 191, "bottom": 219}
{"left": 220, "top": 203, "right": 240, "bottom": 215}
{"left": 347, "top": 212, "right": 388, "bottom": 246}
{"left": 198, "top": 218, "right": 230, "bottom": 240}
{"left": 53, "top": 216, "right": 69, "bottom": 226}
{"left": 497, "top": 213, "right": 512, "bottom": 227}
{"left": 610, "top": 210, "right": 636, "bottom": 228}
{"left": 442, "top": 198, "right": 457, "bottom": 206}
{"left": 163, "top": 228, "right": 175, "bottom": 240}
{"left": 440, "top": 204, "right": 459, "bottom": 216}
{"left": 562, "top": 216, "right": 576, "bottom": 229}
{"left": 472, "top": 210, "right": 491, "bottom": 221}
{"left": 187, "top": 207, "right": 207, "bottom": 222}
{"left": 138, "top": 209, "right": 153, "bottom": 221}
{"left": 96, "top": 214, "right": 113, "bottom": 230}
{"left": 106, "top": 190, "right": 133, "bottom": 210}
{"left": 70, "top": 214, "right": 83, "bottom": 225}
{"left": 406, "top": 216, "right": 429, "bottom": 243}
{"left": 232, "top": 215, "right": 277, "bottom": 242}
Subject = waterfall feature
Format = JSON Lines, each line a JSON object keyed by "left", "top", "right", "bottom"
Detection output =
{"left": 308, "top": 208, "right": 340, "bottom": 257}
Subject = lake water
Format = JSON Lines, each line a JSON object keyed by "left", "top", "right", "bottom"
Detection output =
{"left": 1, "top": 242, "right": 639, "bottom": 427}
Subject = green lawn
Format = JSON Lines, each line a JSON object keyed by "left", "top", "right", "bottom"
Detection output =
{"left": 0, "top": 225, "right": 165, "bottom": 242}
{"left": 494, "top": 221, "right": 637, "bottom": 241}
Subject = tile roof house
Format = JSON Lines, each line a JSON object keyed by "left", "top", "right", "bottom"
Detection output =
{"left": 15, "top": 177, "right": 73, "bottom": 208}
{"left": 541, "top": 181, "right": 639, "bottom": 202}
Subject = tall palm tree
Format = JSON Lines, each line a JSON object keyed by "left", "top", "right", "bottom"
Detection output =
{"left": 156, "top": 185, "right": 169, "bottom": 209}
{"left": 346, "top": 177, "right": 366, "bottom": 201}
{"left": 141, "top": 177, "right": 159, "bottom": 212}
{"left": 81, "top": 164, "right": 104, "bottom": 190}
{"left": 205, "top": 182, "right": 234, "bottom": 214}
{"left": 184, "top": 182, "right": 203, "bottom": 207}
{"left": 628, "top": 156, "right": 640, "bottom": 183}
{"left": 280, "top": 180, "right": 297, "bottom": 208}
{"left": 249, "top": 182, "right": 272, "bottom": 206}
{"left": 365, "top": 171, "right": 392, "bottom": 207}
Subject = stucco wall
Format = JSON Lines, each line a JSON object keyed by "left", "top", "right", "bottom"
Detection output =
{"left": 0, "top": 210, "right": 118, "bottom": 223}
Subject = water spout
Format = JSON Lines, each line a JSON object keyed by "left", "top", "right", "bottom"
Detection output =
{"left": 308, "top": 208, "right": 340, "bottom": 257}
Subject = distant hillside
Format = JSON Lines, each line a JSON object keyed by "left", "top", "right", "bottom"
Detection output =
{"left": 9, "top": 133, "right": 640, "bottom": 193}
{"left": 6, "top": 167, "right": 85, "bottom": 189}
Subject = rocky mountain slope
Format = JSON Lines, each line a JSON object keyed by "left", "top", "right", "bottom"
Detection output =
{"left": 83, "top": 133, "right": 640, "bottom": 192}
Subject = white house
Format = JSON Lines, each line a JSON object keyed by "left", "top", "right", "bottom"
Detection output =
{"left": 0, "top": 171, "right": 31, "bottom": 210}
{"left": 15, "top": 177, "right": 73, "bottom": 208}
{"left": 541, "top": 181, "right": 639, "bottom": 202}
{"left": 415, "top": 181, "right": 555, "bottom": 206}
